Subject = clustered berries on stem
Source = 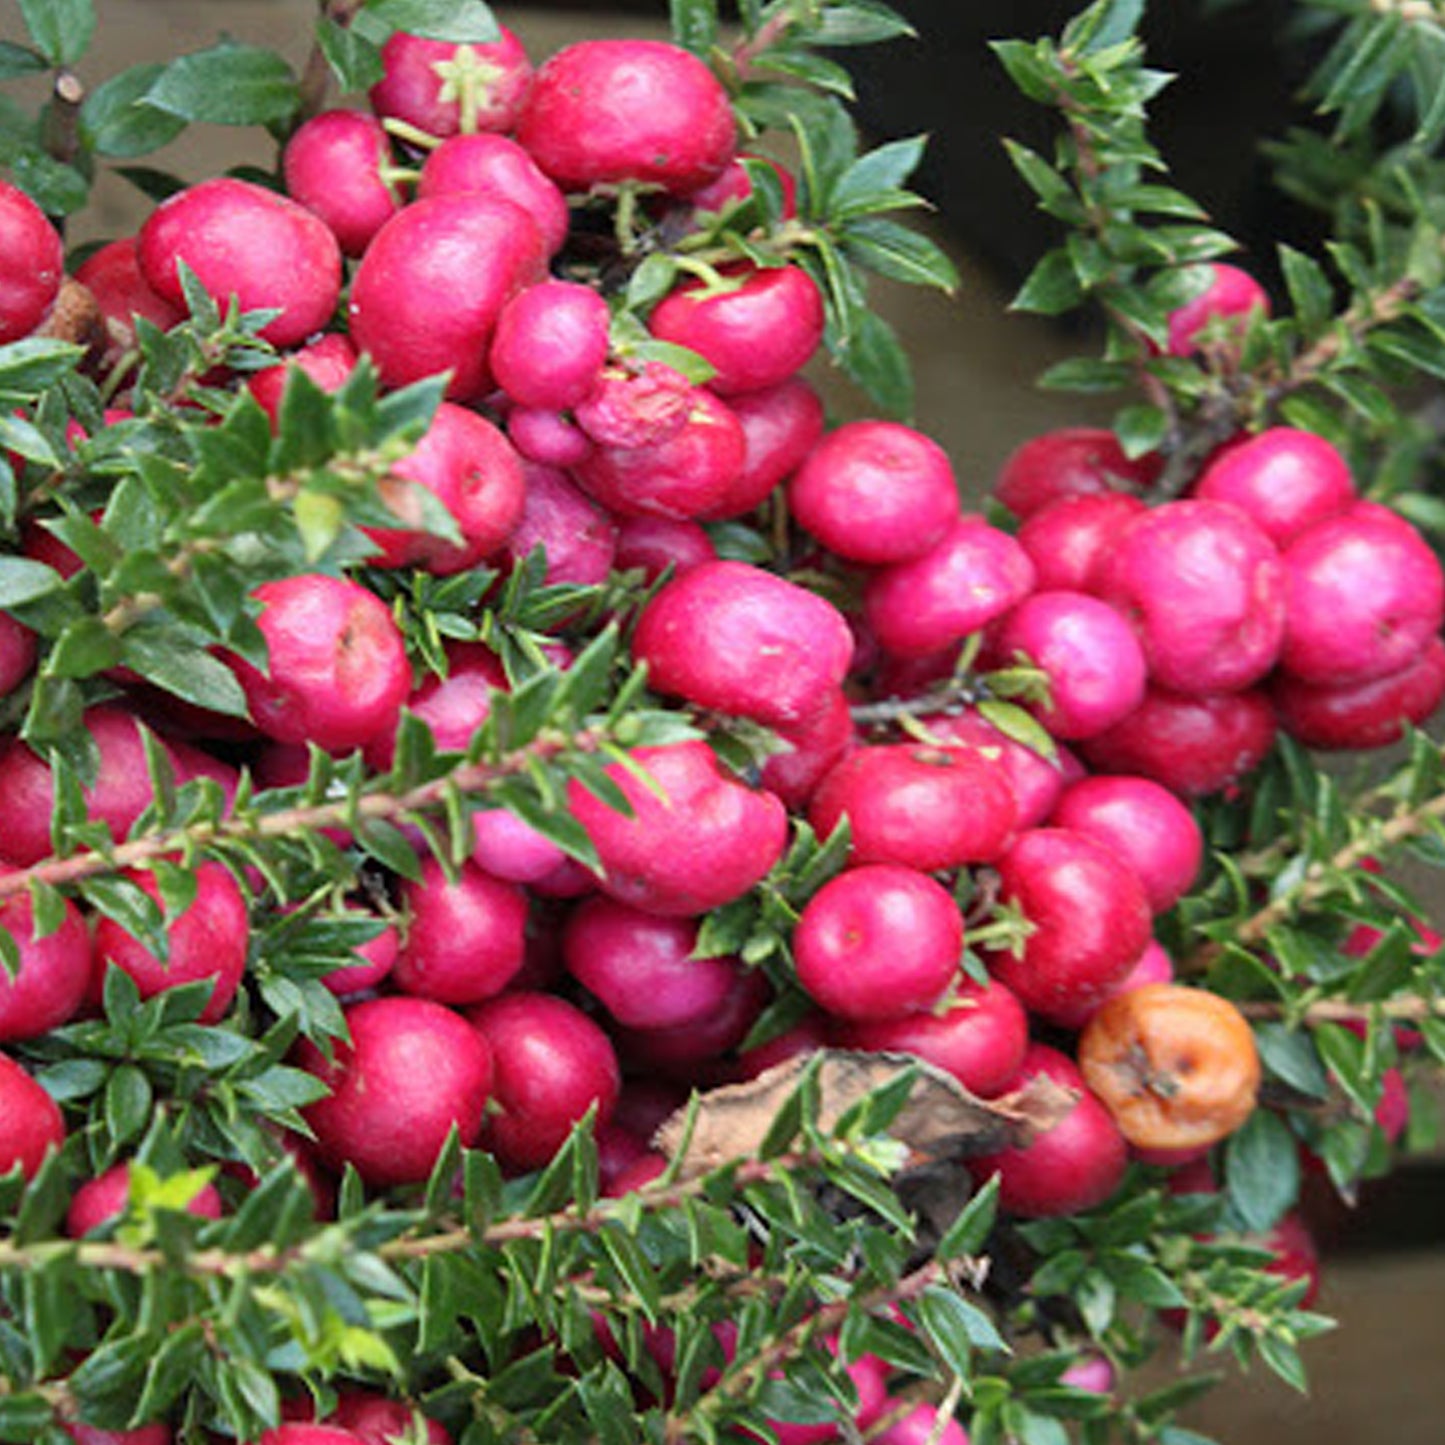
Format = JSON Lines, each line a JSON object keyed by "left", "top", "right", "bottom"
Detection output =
{"left": 0, "top": 1, "right": 1440, "bottom": 1442}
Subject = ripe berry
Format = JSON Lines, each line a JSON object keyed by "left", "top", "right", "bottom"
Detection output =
{"left": 649, "top": 264, "right": 825, "bottom": 396}
{"left": 90, "top": 862, "right": 250, "bottom": 1024}
{"left": 984, "top": 827, "right": 1151, "bottom": 1024}
{"left": 994, "top": 426, "right": 1160, "bottom": 519}
{"left": 490, "top": 282, "right": 611, "bottom": 411}
{"left": 1191, "top": 426, "right": 1356, "bottom": 546}
{"left": 468, "top": 991, "right": 621, "bottom": 1173}
{"left": 392, "top": 857, "right": 528, "bottom": 1005}
{"left": 864, "top": 516, "right": 1035, "bottom": 658}
{"left": 568, "top": 740, "right": 788, "bottom": 916}
{"left": 65, "top": 1161, "right": 224, "bottom": 1237}
{"left": 968, "top": 1043, "right": 1127, "bottom": 1217}
{"left": 1015, "top": 492, "right": 1149, "bottom": 594}
{"left": 233, "top": 574, "right": 411, "bottom": 754}
{"left": 0, "top": 891, "right": 92, "bottom": 1042}
{"left": 793, "top": 864, "right": 964, "bottom": 1022}
{"left": 0, "top": 1050, "right": 64, "bottom": 1180}
{"left": 282, "top": 110, "right": 402, "bottom": 258}
{"left": 368, "top": 28, "right": 534, "bottom": 138}
{"left": 417, "top": 133, "right": 571, "bottom": 255}
{"left": 297, "top": 996, "right": 493, "bottom": 1188}
{"left": 1165, "top": 261, "right": 1269, "bottom": 357}
{"left": 137, "top": 177, "right": 342, "bottom": 348}
{"left": 0, "top": 178, "right": 63, "bottom": 343}
{"left": 632, "top": 560, "right": 854, "bottom": 727}
{"left": 1098, "top": 500, "right": 1285, "bottom": 695}
{"left": 809, "top": 743, "right": 1018, "bottom": 871}
{"left": 517, "top": 40, "right": 736, "bottom": 195}
{"left": 348, "top": 193, "right": 547, "bottom": 401}
{"left": 788, "top": 419, "right": 960, "bottom": 565}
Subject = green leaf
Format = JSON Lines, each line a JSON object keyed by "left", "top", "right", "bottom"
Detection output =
{"left": 360, "top": 0, "right": 500, "bottom": 43}
{"left": 81, "top": 63, "right": 189, "bottom": 158}
{"left": 1003, "top": 139, "right": 1083, "bottom": 222}
{"left": 146, "top": 42, "right": 300, "bottom": 127}
{"left": 1224, "top": 1108, "right": 1300, "bottom": 1233}
{"left": 810, "top": 1, "right": 914, "bottom": 45}
{"left": 1113, "top": 402, "right": 1168, "bottom": 458}
{"left": 1065, "top": 0, "right": 1146, "bottom": 54}
{"left": 0, "top": 339, "right": 84, "bottom": 397}
{"left": 833, "top": 307, "right": 914, "bottom": 419}
{"left": 936, "top": 1174, "right": 1000, "bottom": 1259}
{"left": 1011, "top": 249, "right": 1084, "bottom": 315}
{"left": 120, "top": 629, "right": 252, "bottom": 719}
{"left": 18, "top": 0, "right": 94, "bottom": 66}
{"left": 841, "top": 217, "right": 959, "bottom": 292}
{"left": 105, "top": 1063, "right": 154, "bottom": 1148}
{"left": 0, "top": 43, "right": 47, "bottom": 80}
{"left": 317, "top": 20, "right": 385, "bottom": 94}
{"left": 0, "top": 1394, "right": 54, "bottom": 1442}
{"left": 0, "top": 557, "right": 64, "bottom": 607}
{"left": 669, "top": 0, "right": 719, "bottom": 55}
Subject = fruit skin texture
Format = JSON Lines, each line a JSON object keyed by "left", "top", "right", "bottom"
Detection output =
{"left": 648, "top": 264, "right": 825, "bottom": 396}
{"left": 994, "top": 426, "right": 1160, "bottom": 519}
{"left": 864, "top": 516, "right": 1036, "bottom": 658}
{"left": 568, "top": 740, "right": 788, "bottom": 916}
{"left": 0, "top": 1050, "right": 64, "bottom": 1180}
{"left": 417, "top": 133, "right": 571, "bottom": 256}
{"left": 985, "top": 827, "right": 1151, "bottom": 1025}
{"left": 1049, "top": 774, "right": 1203, "bottom": 914}
{"left": 348, "top": 193, "right": 547, "bottom": 401}
{"left": 1080, "top": 684, "right": 1276, "bottom": 798}
{"left": 808, "top": 743, "right": 1018, "bottom": 872}
{"left": 793, "top": 864, "right": 964, "bottom": 1022}
{"left": 1279, "top": 500, "right": 1445, "bottom": 685}
{"left": 490, "top": 281, "right": 611, "bottom": 411}
{"left": 137, "top": 177, "right": 342, "bottom": 349}
{"left": 1016, "top": 492, "right": 1149, "bottom": 594}
{"left": 787, "top": 419, "right": 960, "bottom": 565}
{"left": 297, "top": 996, "right": 493, "bottom": 1188}
{"left": 91, "top": 862, "right": 250, "bottom": 1024}
{"left": 281, "top": 110, "right": 401, "bottom": 257}
{"left": 1272, "top": 634, "right": 1445, "bottom": 750}
{"left": 233, "top": 574, "right": 411, "bottom": 755}
{"left": 1097, "top": 499, "right": 1285, "bottom": 695}
{"left": 0, "top": 179, "right": 63, "bottom": 342}
{"left": 468, "top": 991, "right": 621, "bottom": 1173}
{"left": 632, "top": 560, "right": 854, "bottom": 727}
{"left": 968, "top": 1043, "right": 1127, "bottom": 1218}
{"left": 0, "top": 891, "right": 92, "bottom": 1042}
{"left": 1079, "top": 983, "right": 1261, "bottom": 1152}
{"left": 392, "top": 858, "right": 528, "bottom": 1005}
{"left": 517, "top": 40, "right": 736, "bottom": 195}
{"left": 1191, "top": 426, "right": 1356, "bottom": 546}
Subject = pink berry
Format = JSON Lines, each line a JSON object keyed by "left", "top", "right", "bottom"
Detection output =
{"left": 297, "top": 996, "right": 493, "bottom": 1188}
{"left": 0, "top": 179, "right": 63, "bottom": 342}
{"left": 1191, "top": 426, "right": 1356, "bottom": 546}
{"left": 788, "top": 419, "right": 961, "bottom": 565}
{"left": 65, "top": 1161, "right": 223, "bottom": 1237}
{"left": 984, "top": 827, "right": 1151, "bottom": 1024}
{"left": 138, "top": 177, "right": 342, "bottom": 349}
{"left": 490, "top": 282, "right": 611, "bottom": 411}
{"left": 864, "top": 516, "right": 1036, "bottom": 658}
{"left": 369, "top": 28, "right": 533, "bottom": 138}
{"left": 1016, "top": 492, "right": 1149, "bottom": 594}
{"left": 517, "top": 40, "right": 736, "bottom": 195}
{"left": 282, "top": 109, "right": 402, "bottom": 257}
{"left": 632, "top": 560, "right": 854, "bottom": 727}
{"left": 91, "top": 862, "right": 250, "bottom": 1024}
{"left": 0, "top": 891, "right": 92, "bottom": 1042}
{"left": 794, "top": 864, "right": 963, "bottom": 1022}
{"left": 233, "top": 574, "right": 411, "bottom": 754}
{"left": 994, "top": 427, "right": 1161, "bottom": 519}
{"left": 0, "top": 1051, "right": 64, "bottom": 1181}
{"left": 468, "top": 991, "right": 621, "bottom": 1173}
{"left": 417, "top": 133, "right": 570, "bottom": 255}
{"left": 1098, "top": 499, "right": 1285, "bottom": 695}
{"left": 1166, "top": 261, "right": 1269, "bottom": 357}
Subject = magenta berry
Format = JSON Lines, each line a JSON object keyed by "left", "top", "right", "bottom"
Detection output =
{"left": 138, "top": 177, "right": 342, "bottom": 349}
{"left": 490, "top": 282, "right": 611, "bottom": 411}
{"left": 417, "top": 132, "right": 571, "bottom": 256}
{"left": 0, "top": 1052, "right": 64, "bottom": 1181}
{"left": 0, "top": 892, "right": 92, "bottom": 1042}
{"left": 994, "top": 426, "right": 1161, "bottom": 519}
{"left": 0, "top": 179, "right": 63, "bottom": 342}
{"left": 517, "top": 40, "right": 736, "bottom": 195}
{"left": 368, "top": 27, "right": 534, "bottom": 138}
{"left": 1166, "top": 261, "right": 1269, "bottom": 357}
{"left": 788, "top": 419, "right": 961, "bottom": 565}
{"left": 632, "top": 560, "right": 854, "bottom": 727}
{"left": 282, "top": 110, "right": 402, "bottom": 258}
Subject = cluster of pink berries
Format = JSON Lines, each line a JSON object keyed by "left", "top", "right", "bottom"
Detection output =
{"left": 0, "top": 18, "right": 1436, "bottom": 1439}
